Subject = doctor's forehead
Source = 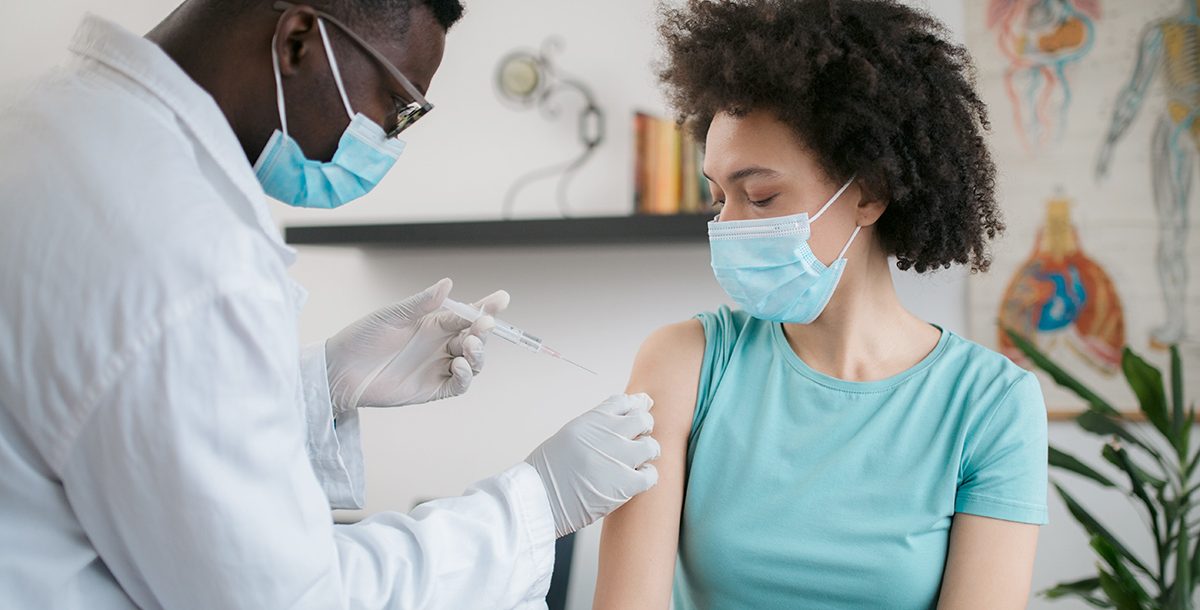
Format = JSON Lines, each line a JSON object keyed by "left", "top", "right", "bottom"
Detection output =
{"left": 373, "top": 6, "right": 447, "bottom": 95}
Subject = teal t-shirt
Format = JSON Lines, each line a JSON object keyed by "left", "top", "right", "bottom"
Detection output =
{"left": 673, "top": 307, "right": 1048, "bottom": 610}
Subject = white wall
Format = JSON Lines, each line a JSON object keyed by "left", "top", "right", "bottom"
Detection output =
{"left": 0, "top": 1, "right": 1139, "bottom": 609}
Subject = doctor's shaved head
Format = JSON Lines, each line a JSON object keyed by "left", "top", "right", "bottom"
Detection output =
{"left": 204, "top": 0, "right": 465, "bottom": 36}
{"left": 149, "top": 0, "right": 461, "bottom": 169}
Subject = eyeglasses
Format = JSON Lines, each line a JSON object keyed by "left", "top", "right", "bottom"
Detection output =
{"left": 272, "top": 1, "right": 434, "bottom": 138}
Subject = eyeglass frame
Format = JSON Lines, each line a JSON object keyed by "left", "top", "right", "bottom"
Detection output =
{"left": 272, "top": 1, "right": 435, "bottom": 138}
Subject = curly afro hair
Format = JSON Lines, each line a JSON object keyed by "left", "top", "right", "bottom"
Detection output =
{"left": 659, "top": 0, "right": 1002, "bottom": 273}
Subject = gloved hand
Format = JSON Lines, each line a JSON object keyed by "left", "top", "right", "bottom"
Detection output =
{"left": 325, "top": 278, "right": 509, "bottom": 413}
{"left": 525, "top": 393, "right": 661, "bottom": 538}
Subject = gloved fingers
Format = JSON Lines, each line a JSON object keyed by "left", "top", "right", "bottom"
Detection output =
{"left": 596, "top": 392, "right": 653, "bottom": 416}
{"left": 460, "top": 333, "right": 486, "bottom": 374}
{"left": 433, "top": 289, "right": 507, "bottom": 333}
{"left": 632, "top": 463, "right": 660, "bottom": 494}
{"left": 447, "top": 331, "right": 487, "bottom": 373}
{"left": 434, "top": 308, "right": 497, "bottom": 335}
{"left": 468, "top": 315, "right": 496, "bottom": 339}
{"left": 631, "top": 435, "right": 662, "bottom": 466}
{"left": 444, "top": 356, "right": 473, "bottom": 397}
{"left": 396, "top": 278, "right": 453, "bottom": 320}
{"left": 612, "top": 407, "right": 655, "bottom": 439}
{"left": 473, "top": 290, "right": 511, "bottom": 317}
{"left": 608, "top": 431, "right": 661, "bottom": 470}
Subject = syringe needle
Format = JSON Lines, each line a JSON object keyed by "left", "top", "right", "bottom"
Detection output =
{"left": 541, "top": 345, "right": 598, "bottom": 375}
{"left": 441, "top": 298, "right": 596, "bottom": 374}
{"left": 557, "top": 354, "right": 598, "bottom": 375}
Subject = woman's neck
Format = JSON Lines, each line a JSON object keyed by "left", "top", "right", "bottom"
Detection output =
{"left": 780, "top": 250, "right": 942, "bottom": 382}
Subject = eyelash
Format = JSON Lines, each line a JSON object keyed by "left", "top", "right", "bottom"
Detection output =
{"left": 710, "top": 194, "right": 778, "bottom": 210}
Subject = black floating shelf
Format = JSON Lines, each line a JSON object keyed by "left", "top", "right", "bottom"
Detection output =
{"left": 284, "top": 214, "right": 714, "bottom": 247}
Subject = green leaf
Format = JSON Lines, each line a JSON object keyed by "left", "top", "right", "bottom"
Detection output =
{"left": 1054, "top": 445, "right": 1118, "bottom": 487}
{"left": 1090, "top": 536, "right": 1152, "bottom": 606}
{"left": 1168, "top": 521, "right": 1192, "bottom": 610}
{"left": 1097, "top": 569, "right": 1144, "bottom": 610}
{"left": 1101, "top": 444, "right": 1167, "bottom": 489}
{"left": 1163, "top": 495, "right": 1178, "bottom": 530}
{"left": 1103, "top": 445, "right": 1162, "bottom": 548}
{"left": 1190, "top": 529, "right": 1200, "bottom": 584}
{"left": 1172, "top": 346, "right": 1189, "bottom": 458}
{"left": 1004, "top": 327, "right": 1121, "bottom": 416}
{"left": 1056, "top": 483, "right": 1153, "bottom": 576}
{"left": 1080, "top": 411, "right": 1167, "bottom": 467}
{"left": 1122, "top": 348, "right": 1172, "bottom": 447}
{"left": 1043, "top": 576, "right": 1103, "bottom": 599}
{"left": 1172, "top": 345, "right": 1185, "bottom": 426}
{"left": 1187, "top": 436, "right": 1200, "bottom": 480}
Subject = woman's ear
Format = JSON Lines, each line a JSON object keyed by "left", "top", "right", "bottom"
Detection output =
{"left": 854, "top": 177, "right": 889, "bottom": 227}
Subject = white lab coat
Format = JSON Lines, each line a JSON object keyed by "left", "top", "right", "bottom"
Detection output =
{"left": 0, "top": 14, "right": 555, "bottom": 610}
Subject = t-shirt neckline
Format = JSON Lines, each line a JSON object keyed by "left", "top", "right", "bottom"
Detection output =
{"left": 769, "top": 320, "right": 951, "bottom": 394}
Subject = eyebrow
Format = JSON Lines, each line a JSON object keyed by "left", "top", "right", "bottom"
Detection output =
{"left": 702, "top": 166, "right": 781, "bottom": 184}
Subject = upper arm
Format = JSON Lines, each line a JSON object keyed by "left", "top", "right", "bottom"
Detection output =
{"left": 937, "top": 513, "right": 1040, "bottom": 609}
{"left": 940, "top": 370, "right": 1046, "bottom": 608}
{"left": 594, "top": 319, "right": 706, "bottom": 610}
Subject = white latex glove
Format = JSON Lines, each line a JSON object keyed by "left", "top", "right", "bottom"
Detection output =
{"left": 325, "top": 278, "right": 510, "bottom": 413}
{"left": 525, "top": 393, "right": 661, "bottom": 538}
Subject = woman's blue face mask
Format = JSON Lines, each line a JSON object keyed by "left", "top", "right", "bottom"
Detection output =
{"left": 253, "top": 18, "right": 406, "bottom": 209}
{"left": 708, "top": 176, "right": 861, "bottom": 324}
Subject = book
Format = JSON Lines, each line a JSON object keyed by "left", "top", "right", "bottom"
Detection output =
{"left": 633, "top": 112, "right": 706, "bottom": 215}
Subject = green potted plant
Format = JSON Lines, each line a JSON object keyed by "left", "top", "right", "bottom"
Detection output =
{"left": 1005, "top": 329, "right": 1193, "bottom": 609}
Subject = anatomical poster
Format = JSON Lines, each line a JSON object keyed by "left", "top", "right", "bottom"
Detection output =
{"left": 966, "top": 0, "right": 1200, "bottom": 415}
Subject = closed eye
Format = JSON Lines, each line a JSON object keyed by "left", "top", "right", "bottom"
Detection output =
{"left": 748, "top": 194, "right": 778, "bottom": 207}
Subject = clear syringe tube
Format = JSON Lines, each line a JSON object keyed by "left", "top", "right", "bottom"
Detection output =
{"left": 441, "top": 298, "right": 597, "bottom": 375}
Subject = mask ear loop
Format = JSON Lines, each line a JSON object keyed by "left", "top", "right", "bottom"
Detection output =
{"left": 809, "top": 174, "right": 858, "bottom": 223}
{"left": 270, "top": 33, "right": 289, "bottom": 135}
{"left": 810, "top": 174, "right": 862, "bottom": 261}
{"left": 837, "top": 225, "right": 862, "bottom": 261}
{"left": 317, "top": 18, "right": 356, "bottom": 121}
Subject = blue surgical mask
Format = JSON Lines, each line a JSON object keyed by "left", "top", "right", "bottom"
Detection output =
{"left": 253, "top": 19, "right": 406, "bottom": 209}
{"left": 708, "top": 176, "right": 861, "bottom": 324}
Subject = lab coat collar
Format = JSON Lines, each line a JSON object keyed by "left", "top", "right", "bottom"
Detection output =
{"left": 67, "top": 14, "right": 297, "bottom": 265}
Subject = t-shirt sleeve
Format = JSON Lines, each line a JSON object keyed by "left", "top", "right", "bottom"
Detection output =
{"left": 691, "top": 306, "right": 740, "bottom": 440}
{"left": 955, "top": 370, "right": 1049, "bottom": 525}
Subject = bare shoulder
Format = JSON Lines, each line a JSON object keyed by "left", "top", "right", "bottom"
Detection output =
{"left": 627, "top": 319, "right": 707, "bottom": 439}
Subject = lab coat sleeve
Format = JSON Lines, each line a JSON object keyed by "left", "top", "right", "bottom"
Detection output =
{"left": 300, "top": 341, "right": 367, "bottom": 510}
{"left": 57, "top": 282, "right": 556, "bottom": 610}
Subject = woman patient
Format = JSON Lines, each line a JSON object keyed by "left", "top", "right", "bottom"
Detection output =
{"left": 594, "top": 1, "right": 1048, "bottom": 608}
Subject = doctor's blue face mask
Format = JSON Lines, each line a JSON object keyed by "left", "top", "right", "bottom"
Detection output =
{"left": 708, "top": 175, "right": 861, "bottom": 324}
{"left": 253, "top": 18, "right": 407, "bottom": 209}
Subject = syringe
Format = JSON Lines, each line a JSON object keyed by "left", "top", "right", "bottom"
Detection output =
{"left": 441, "top": 298, "right": 597, "bottom": 375}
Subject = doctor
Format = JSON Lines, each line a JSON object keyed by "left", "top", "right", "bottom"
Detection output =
{"left": 0, "top": 0, "right": 660, "bottom": 608}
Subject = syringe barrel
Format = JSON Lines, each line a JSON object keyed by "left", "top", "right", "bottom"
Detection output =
{"left": 493, "top": 322, "right": 543, "bottom": 352}
{"left": 442, "top": 299, "right": 543, "bottom": 352}
{"left": 441, "top": 299, "right": 484, "bottom": 323}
